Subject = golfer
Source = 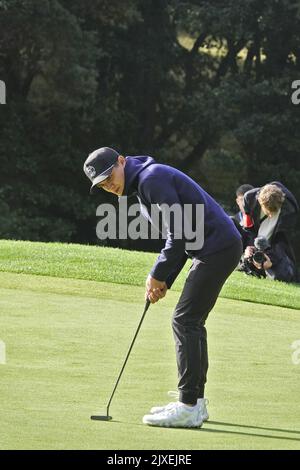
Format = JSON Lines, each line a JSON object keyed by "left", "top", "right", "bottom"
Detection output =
{"left": 83, "top": 147, "right": 242, "bottom": 428}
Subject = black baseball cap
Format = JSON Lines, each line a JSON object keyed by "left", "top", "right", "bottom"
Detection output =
{"left": 83, "top": 147, "right": 119, "bottom": 194}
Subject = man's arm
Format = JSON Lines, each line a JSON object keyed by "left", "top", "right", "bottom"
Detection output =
{"left": 241, "top": 189, "right": 260, "bottom": 247}
{"left": 165, "top": 252, "right": 188, "bottom": 289}
{"left": 242, "top": 190, "right": 256, "bottom": 229}
{"left": 140, "top": 175, "right": 188, "bottom": 282}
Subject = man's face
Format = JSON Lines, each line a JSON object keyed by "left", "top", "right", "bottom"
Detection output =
{"left": 236, "top": 194, "right": 245, "bottom": 213}
{"left": 260, "top": 203, "right": 276, "bottom": 218}
{"left": 97, "top": 156, "right": 126, "bottom": 196}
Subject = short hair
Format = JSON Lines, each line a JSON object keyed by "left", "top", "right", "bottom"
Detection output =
{"left": 258, "top": 184, "right": 285, "bottom": 213}
{"left": 236, "top": 184, "right": 254, "bottom": 197}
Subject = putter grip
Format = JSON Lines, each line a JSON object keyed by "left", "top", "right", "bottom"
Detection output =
{"left": 145, "top": 298, "right": 151, "bottom": 311}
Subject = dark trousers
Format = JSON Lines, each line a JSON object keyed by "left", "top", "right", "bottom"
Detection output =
{"left": 172, "top": 239, "right": 243, "bottom": 405}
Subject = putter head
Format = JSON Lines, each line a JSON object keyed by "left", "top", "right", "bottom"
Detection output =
{"left": 90, "top": 414, "right": 112, "bottom": 421}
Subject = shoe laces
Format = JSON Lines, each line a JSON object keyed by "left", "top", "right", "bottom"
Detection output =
{"left": 162, "top": 401, "right": 187, "bottom": 417}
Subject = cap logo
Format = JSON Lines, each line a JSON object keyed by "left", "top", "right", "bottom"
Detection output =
{"left": 86, "top": 165, "right": 96, "bottom": 179}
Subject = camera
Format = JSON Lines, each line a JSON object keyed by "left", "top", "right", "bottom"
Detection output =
{"left": 251, "top": 250, "right": 266, "bottom": 266}
{"left": 238, "top": 236, "right": 271, "bottom": 278}
{"left": 250, "top": 236, "right": 271, "bottom": 269}
{"left": 253, "top": 236, "right": 270, "bottom": 262}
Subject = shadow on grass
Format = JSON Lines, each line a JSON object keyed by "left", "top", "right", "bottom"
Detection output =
{"left": 207, "top": 421, "right": 300, "bottom": 436}
{"left": 105, "top": 420, "right": 300, "bottom": 443}
{"left": 198, "top": 425, "right": 300, "bottom": 443}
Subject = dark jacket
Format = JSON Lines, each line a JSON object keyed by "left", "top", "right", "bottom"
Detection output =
{"left": 242, "top": 181, "right": 299, "bottom": 267}
{"left": 122, "top": 156, "right": 241, "bottom": 287}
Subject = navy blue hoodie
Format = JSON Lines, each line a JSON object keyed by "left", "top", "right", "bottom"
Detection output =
{"left": 122, "top": 156, "right": 241, "bottom": 287}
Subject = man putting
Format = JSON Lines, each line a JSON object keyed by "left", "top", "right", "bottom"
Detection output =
{"left": 84, "top": 147, "right": 242, "bottom": 428}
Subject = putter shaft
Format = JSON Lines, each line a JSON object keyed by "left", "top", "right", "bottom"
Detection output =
{"left": 91, "top": 298, "right": 151, "bottom": 421}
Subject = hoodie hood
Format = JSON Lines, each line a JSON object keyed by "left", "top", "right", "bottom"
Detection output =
{"left": 122, "top": 156, "right": 156, "bottom": 196}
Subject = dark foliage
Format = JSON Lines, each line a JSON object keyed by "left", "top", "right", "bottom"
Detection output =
{"left": 0, "top": 0, "right": 299, "bottom": 254}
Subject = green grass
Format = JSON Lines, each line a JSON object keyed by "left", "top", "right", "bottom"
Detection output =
{"left": 0, "top": 272, "right": 299, "bottom": 450}
{"left": 0, "top": 240, "right": 300, "bottom": 310}
{"left": 0, "top": 240, "right": 299, "bottom": 449}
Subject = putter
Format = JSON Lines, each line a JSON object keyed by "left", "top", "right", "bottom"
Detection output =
{"left": 91, "top": 297, "right": 151, "bottom": 421}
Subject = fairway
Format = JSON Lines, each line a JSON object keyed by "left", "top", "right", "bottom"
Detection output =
{"left": 0, "top": 270, "right": 299, "bottom": 450}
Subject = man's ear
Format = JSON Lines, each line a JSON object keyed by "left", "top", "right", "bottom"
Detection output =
{"left": 118, "top": 155, "right": 126, "bottom": 165}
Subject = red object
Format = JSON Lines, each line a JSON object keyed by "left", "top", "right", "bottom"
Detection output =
{"left": 243, "top": 213, "right": 254, "bottom": 228}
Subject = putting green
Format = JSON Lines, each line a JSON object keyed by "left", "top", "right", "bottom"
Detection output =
{"left": 0, "top": 272, "right": 299, "bottom": 450}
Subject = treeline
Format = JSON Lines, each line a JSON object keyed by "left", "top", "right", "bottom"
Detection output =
{"left": 0, "top": 0, "right": 300, "bottom": 254}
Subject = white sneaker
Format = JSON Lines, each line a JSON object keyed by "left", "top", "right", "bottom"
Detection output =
{"left": 143, "top": 401, "right": 203, "bottom": 428}
{"left": 149, "top": 391, "right": 179, "bottom": 414}
{"left": 150, "top": 391, "right": 209, "bottom": 421}
{"left": 198, "top": 398, "right": 209, "bottom": 422}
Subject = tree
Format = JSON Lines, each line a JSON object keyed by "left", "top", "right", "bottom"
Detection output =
{"left": 0, "top": 0, "right": 299, "bottom": 256}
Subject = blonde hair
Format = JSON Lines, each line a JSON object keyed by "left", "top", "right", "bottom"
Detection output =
{"left": 258, "top": 184, "right": 285, "bottom": 213}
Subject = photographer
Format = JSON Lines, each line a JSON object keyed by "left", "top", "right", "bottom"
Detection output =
{"left": 239, "top": 182, "right": 299, "bottom": 283}
{"left": 243, "top": 236, "right": 297, "bottom": 281}
{"left": 232, "top": 184, "right": 255, "bottom": 249}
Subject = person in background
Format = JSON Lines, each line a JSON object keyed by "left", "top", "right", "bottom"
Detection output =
{"left": 239, "top": 182, "right": 299, "bottom": 283}
{"left": 234, "top": 184, "right": 255, "bottom": 228}
{"left": 233, "top": 184, "right": 255, "bottom": 249}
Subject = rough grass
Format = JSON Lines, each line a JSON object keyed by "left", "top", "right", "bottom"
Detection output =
{"left": 0, "top": 240, "right": 299, "bottom": 310}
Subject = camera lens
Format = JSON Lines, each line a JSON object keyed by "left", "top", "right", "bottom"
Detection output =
{"left": 253, "top": 251, "right": 265, "bottom": 264}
